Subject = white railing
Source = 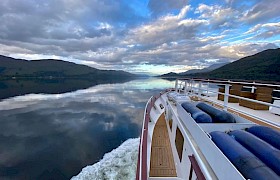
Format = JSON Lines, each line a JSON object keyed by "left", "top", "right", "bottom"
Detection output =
{"left": 174, "top": 78, "right": 280, "bottom": 127}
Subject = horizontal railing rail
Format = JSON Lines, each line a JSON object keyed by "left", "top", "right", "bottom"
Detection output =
{"left": 177, "top": 78, "right": 280, "bottom": 88}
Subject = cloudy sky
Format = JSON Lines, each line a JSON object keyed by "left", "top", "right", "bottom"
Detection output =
{"left": 0, "top": 0, "right": 279, "bottom": 75}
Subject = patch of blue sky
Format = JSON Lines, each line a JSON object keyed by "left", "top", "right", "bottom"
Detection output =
{"left": 221, "top": 33, "right": 254, "bottom": 45}
{"left": 236, "top": 0, "right": 258, "bottom": 7}
{"left": 264, "top": 35, "right": 280, "bottom": 43}
{"left": 128, "top": 0, "right": 150, "bottom": 18}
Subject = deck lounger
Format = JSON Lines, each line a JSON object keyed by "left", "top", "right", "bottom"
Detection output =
{"left": 239, "top": 87, "right": 273, "bottom": 110}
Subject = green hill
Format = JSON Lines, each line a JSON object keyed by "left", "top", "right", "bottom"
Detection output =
{"left": 159, "top": 48, "right": 280, "bottom": 82}
{"left": 205, "top": 48, "right": 280, "bottom": 82}
{"left": 0, "top": 55, "right": 135, "bottom": 80}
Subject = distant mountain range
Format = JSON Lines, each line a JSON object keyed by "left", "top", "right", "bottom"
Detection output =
{"left": 0, "top": 55, "right": 135, "bottom": 80}
{"left": 160, "top": 62, "right": 228, "bottom": 77}
{"left": 179, "top": 62, "right": 228, "bottom": 75}
{"left": 160, "top": 48, "right": 280, "bottom": 82}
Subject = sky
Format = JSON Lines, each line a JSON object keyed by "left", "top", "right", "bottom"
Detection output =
{"left": 0, "top": 0, "right": 279, "bottom": 75}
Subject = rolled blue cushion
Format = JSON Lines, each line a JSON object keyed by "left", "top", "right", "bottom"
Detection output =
{"left": 210, "top": 131, "right": 279, "bottom": 179}
{"left": 229, "top": 130, "right": 280, "bottom": 175}
{"left": 196, "top": 102, "right": 235, "bottom": 123}
{"left": 181, "top": 102, "right": 212, "bottom": 123}
{"left": 247, "top": 125, "right": 280, "bottom": 150}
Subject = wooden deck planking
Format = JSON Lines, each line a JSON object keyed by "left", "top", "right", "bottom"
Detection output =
{"left": 149, "top": 114, "right": 177, "bottom": 177}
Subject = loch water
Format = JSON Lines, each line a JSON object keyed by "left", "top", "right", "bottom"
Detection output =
{"left": 0, "top": 78, "right": 174, "bottom": 179}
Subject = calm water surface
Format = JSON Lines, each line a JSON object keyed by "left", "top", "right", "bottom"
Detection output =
{"left": 0, "top": 78, "right": 174, "bottom": 179}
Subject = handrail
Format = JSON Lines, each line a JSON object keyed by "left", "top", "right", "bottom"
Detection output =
{"left": 188, "top": 81, "right": 280, "bottom": 101}
{"left": 177, "top": 78, "right": 280, "bottom": 88}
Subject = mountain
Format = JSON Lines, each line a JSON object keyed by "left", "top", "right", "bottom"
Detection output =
{"left": 179, "top": 62, "right": 228, "bottom": 75}
{"left": 205, "top": 62, "right": 229, "bottom": 71}
{"left": 160, "top": 48, "right": 280, "bottom": 82}
{"left": 160, "top": 62, "right": 228, "bottom": 77}
{"left": 160, "top": 72, "right": 179, "bottom": 77}
{"left": 0, "top": 55, "right": 135, "bottom": 80}
{"left": 205, "top": 48, "right": 280, "bottom": 82}
{"left": 179, "top": 69, "right": 201, "bottom": 75}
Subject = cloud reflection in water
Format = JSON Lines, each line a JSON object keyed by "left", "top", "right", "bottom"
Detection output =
{"left": 0, "top": 78, "right": 174, "bottom": 179}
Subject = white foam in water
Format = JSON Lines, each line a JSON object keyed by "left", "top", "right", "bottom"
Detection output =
{"left": 71, "top": 138, "right": 140, "bottom": 180}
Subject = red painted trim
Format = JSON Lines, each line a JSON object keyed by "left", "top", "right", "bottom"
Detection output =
{"left": 136, "top": 135, "right": 141, "bottom": 180}
{"left": 189, "top": 155, "right": 206, "bottom": 180}
{"left": 141, "top": 128, "right": 148, "bottom": 180}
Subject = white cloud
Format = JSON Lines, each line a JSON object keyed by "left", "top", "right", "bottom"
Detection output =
{"left": 195, "top": 4, "right": 238, "bottom": 29}
{"left": 245, "top": 22, "right": 280, "bottom": 39}
{"left": 125, "top": 5, "right": 206, "bottom": 47}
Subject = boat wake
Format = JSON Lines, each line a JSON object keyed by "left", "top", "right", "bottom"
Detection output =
{"left": 71, "top": 138, "right": 140, "bottom": 180}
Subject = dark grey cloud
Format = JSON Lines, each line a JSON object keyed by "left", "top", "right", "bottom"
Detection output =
{"left": 239, "top": 0, "right": 280, "bottom": 24}
{"left": 148, "top": 0, "right": 188, "bottom": 16}
{"left": 0, "top": 0, "right": 142, "bottom": 42}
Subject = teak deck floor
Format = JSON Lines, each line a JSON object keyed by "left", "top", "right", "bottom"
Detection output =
{"left": 149, "top": 114, "right": 177, "bottom": 177}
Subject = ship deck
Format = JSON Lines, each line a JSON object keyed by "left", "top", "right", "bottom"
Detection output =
{"left": 149, "top": 113, "right": 177, "bottom": 177}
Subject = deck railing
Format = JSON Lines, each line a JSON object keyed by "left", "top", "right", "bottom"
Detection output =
{"left": 175, "top": 78, "right": 280, "bottom": 127}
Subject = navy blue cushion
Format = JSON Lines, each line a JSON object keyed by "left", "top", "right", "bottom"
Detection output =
{"left": 229, "top": 130, "right": 280, "bottom": 175}
{"left": 181, "top": 102, "right": 212, "bottom": 123}
{"left": 247, "top": 126, "right": 280, "bottom": 150}
{"left": 210, "top": 131, "right": 278, "bottom": 179}
{"left": 196, "top": 102, "right": 235, "bottom": 123}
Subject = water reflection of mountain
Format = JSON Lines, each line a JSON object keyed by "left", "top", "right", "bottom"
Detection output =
{"left": 0, "top": 78, "right": 134, "bottom": 100}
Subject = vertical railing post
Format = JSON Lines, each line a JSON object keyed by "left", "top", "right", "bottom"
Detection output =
{"left": 224, "top": 84, "right": 230, "bottom": 111}
{"left": 179, "top": 81, "right": 183, "bottom": 93}
{"left": 198, "top": 81, "right": 202, "bottom": 99}
{"left": 184, "top": 80, "right": 187, "bottom": 94}
{"left": 251, "top": 81, "right": 255, "bottom": 93}
{"left": 190, "top": 79, "right": 194, "bottom": 95}
{"left": 206, "top": 80, "right": 210, "bottom": 97}
{"left": 175, "top": 79, "right": 178, "bottom": 92}
{"left": 189, "top": 80, "right": 192, "bottom": 94}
